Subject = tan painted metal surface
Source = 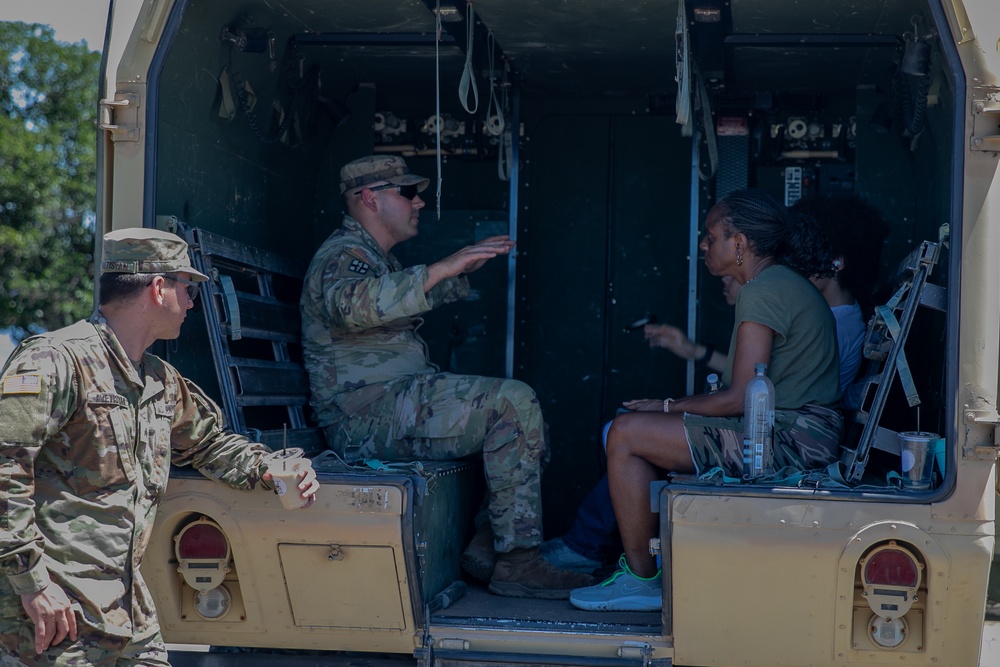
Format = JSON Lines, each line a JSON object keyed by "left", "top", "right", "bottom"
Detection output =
{"left": 142, "top": 476, "right": 420, "bottom": 654}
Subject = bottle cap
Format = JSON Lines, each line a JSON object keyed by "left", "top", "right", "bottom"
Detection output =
{"left": 754, "top": 362, "right": 767, "bottom": 373}
{"left": 706, "top": 373, "right": 719, "bottom": 383}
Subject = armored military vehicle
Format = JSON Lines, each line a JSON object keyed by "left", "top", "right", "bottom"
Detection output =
{"left": 99, "top": 0, "right": 1000, "bottom": 664}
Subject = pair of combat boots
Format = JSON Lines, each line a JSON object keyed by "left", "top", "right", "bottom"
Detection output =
{"left": 460, "top": 525, "right": 595, "bottom": 599}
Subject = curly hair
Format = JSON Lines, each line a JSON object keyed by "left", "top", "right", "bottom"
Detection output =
{"left": 781, "top": 211, "right": 837, "bottom": 281}
{"left": 789, "top": 195, "right": 891, "bottom": 312}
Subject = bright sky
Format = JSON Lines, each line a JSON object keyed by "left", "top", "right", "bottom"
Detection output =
{"left": 0, "top": 0, "right": 111, "bottom": 50}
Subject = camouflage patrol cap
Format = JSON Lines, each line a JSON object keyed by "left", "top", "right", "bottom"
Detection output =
{"left": 339, "top": 155, "right": 429, "bottom": 195}
{"left": 101, "top": 228, "right": 209, "bottom": 282}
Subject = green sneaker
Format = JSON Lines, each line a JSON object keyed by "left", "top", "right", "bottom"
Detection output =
{"left": 569, "top": 555, "right": 662, "bottom": 611}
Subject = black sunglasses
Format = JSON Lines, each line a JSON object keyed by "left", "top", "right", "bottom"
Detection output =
{"left": 162, "top": 274, "right": 200, "bottom": 300}
{"left": 357, "top": 183, "right": 420, "bottom": 201}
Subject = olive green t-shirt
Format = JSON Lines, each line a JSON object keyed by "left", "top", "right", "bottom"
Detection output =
{"left": 722, "top": 264, "right": 840, "bottom": 409}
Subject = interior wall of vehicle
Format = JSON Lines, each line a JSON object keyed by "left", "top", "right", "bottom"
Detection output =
{"left": 150, "top": 0, "right": 955, "bottom": 519}
{"left": 508, "top": 105, "right": 692, "bottom": 527}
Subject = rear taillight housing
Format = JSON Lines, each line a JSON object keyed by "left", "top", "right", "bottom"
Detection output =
{"left": 859, "top": 541, "right": 923, "bottom": 622}
{"left": 174, "top": 516, "right": 231, "bottom": 591}
{"left": 177, "top": 520, "right": 229, "bottom": 560}
{"left": 863, "top": 547, "right": 920, "bottom": 587}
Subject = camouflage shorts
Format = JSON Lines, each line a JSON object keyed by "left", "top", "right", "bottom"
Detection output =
{"left": 683, "top": 404, "right": 844, "bottom": 478}
{"left": 0, "top": 615, "right": 168, "bottom": 667}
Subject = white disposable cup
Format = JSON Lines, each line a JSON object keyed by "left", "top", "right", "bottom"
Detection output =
{"left": 265, "top": 449, "right": 312, "bottom": 509}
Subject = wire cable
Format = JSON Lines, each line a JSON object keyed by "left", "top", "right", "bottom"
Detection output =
{"left": 434, "top": 0, "right": 443, "bottom": 219}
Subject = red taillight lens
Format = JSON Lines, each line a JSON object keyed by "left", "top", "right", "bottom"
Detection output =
{"left": 864, "top": 548, "right": 919, "bottom": 587}
{"left": 177, "top": 521, "right": 228, "bottom": 560}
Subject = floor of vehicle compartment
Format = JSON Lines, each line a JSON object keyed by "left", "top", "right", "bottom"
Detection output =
{"left": 430, "top": 583, "right": 661, "bottom": 633}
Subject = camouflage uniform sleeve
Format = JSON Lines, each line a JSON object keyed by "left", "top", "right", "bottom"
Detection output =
{"left": 426, "top": 275, "right": 471, "bottom": 308}
{"left": 0, "top": 344, "right": 75, "bottom": 595}
{"left": 320, "top": 255, "right": 436, "bottom": 331}
{"left": 168, "top": 374, "right": 274, "bottom": 490}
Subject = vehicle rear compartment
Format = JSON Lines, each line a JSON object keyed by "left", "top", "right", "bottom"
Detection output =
{"left": 148, "top": 0, "right": 958, "bottom": 634}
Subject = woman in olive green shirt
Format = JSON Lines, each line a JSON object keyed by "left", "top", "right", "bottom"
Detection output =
{"left": 570, "top": 188, "right": 842, "bottom": 612}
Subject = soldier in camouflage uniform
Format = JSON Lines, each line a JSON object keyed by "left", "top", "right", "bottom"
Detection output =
{"left": 0, "top": 229, "right": 319, "bottom": 666}
{"left": 301, "top": 155, "right": 593, "bottom": 599}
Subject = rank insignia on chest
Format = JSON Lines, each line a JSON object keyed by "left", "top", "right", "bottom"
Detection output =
{"left": 2, "top": 374, "right": 42, "bottom": 395}
{"left": 349, "top": 258, "right": 370, "bottom": 274}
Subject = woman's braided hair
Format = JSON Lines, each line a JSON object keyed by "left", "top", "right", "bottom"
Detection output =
{"left": 716, "top": 188, "right": 817, "bottom": 261}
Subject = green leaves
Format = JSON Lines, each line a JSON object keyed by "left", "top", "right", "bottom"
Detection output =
{"left": 0, "top": 23, "right": 99, "bottom": 340}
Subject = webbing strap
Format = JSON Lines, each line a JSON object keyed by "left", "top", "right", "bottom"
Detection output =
{"left": 217, "top": 67, "right": 236, "bottom": 120}
{"left": 694, "top": 462, "right": 912, "bottom": 491}
{"left": 498, "top": 128, "right": 513, "bottom": 182}
{"left": 485, "top": 32, "right": 504, "bottom": 137}
{"left": 695, "top": 63, "right": 718, "bottom": 181}
{"left": 458, "top": 2, "right": 479, "bottom": 114}
{"left": 218, "top": 275, "right": 242, "bottom": 340}
{"left": 674, "top": 0, "right": 692, "bottom": 133}
{"left": 875, "top": 304, "right": 921, "bottom": 406}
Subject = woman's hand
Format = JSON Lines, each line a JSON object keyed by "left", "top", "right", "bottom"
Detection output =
{"left": 644, "top": 324, "right": 698, "bottom": 359}
{"left": 622, "top": 398, "right": 668, "bottom": 412}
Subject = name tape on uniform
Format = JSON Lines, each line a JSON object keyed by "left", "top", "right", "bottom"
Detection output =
{"left": 88, "top": 392, "right": 129, "bottom": 407}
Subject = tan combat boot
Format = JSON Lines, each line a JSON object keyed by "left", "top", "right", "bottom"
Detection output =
{"left": 460, "top": 523, "right": 496, "bottom": 583}
{"left": 488, "top": 547, "right": 597, "bottom": 599}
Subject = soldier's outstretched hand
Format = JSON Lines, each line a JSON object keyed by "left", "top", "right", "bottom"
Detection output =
{"left": 426, "top": 236, "right": 514, "bottom": 291}
{"left": 22, "top": 584, "right": 78, "bottom": 653}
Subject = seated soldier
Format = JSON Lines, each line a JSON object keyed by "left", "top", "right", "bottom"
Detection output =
{"left": 300, "top": 155, "right": 594, "bottom": 599}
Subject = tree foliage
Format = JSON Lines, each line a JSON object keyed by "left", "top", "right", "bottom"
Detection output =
{"left": 0, "top": 22, "right": 99, "bottom": 341}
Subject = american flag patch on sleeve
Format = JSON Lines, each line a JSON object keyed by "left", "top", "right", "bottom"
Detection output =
{"left": 2, "top": 374, "right": 42, "bottom": 395}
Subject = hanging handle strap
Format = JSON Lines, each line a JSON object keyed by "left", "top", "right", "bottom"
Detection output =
{"left": 458, "top": 2, "right": 479, "bottom": 114}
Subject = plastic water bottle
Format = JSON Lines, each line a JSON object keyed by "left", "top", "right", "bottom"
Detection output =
{"left": 743, "top": 363, "right": 775, "bottom": 478}
{"left": 705, "top": 373, "right": 720, "bottom": 394}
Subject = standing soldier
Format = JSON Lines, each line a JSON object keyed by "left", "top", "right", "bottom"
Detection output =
{"left": 0, "top": 228, "right": 319, "bottom": 665}
{"left": 301, "top": 155, "right": 594, "bottom": 599}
